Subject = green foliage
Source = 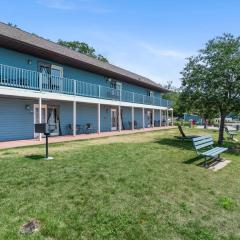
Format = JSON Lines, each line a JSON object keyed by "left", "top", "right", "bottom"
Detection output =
{"left": 162, "top": 91, "right": 185, "bottom": 117}
{"left": 180, "top": 33, "right": 240, "bottom": 143}
{"left": 57, "top": 39, "right": 109, "bottom": 63}
{"left": 218, "top": 197, "right": 235, "bottom": 210}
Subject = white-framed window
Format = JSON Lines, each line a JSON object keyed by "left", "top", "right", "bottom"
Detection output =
{"left": 110, "top": 80, "right": 122, "bottom": 90}
{"left": 51, "top": 65, "right": 63, "bottom": 77}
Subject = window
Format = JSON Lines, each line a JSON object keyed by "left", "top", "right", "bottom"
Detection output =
{"left": 148, "top": 91, "right": 154, "bottom": 97}
{"left": 51, "top": 65, "right": 63, "bottom": 77}
{"left": 110, "top": 80, "right": 122, "bottom": 90}
{"left": 38, "top": 62, "right": 63, "bottom": 77}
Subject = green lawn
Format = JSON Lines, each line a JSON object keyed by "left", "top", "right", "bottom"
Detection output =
{"left": 0, "top": 128, "right": 239, "bottom": 240}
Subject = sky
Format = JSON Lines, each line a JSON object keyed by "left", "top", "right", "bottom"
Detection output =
{"left": 1, "top": 0, "right": 240, "bottom": 87}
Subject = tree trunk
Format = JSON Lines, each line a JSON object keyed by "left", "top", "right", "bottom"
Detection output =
{"left": 218, "top": 113, "right": 226, "bottom": 145}
{"left": 203, "top": 117, "right": 207, "bottom": 129}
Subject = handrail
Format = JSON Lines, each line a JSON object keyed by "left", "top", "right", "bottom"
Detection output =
{"left": 0, "top": 64, "right": 172, "bottom": 108}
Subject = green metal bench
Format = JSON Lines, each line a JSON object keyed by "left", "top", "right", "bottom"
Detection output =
{"left": 192, "top": 136, "right": 228, "bottom": 166}
{"left": 225, "top": 127, "right": 238, "bottom": 140}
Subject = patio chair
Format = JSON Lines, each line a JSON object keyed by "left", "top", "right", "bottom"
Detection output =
{"left": 85, "top": 123, "right": 95, "bottom": 134}
{"left": 176, "top": 125, "right": 199, "bottom": 142}
{"left": 225, "top": 126, "right": 238, "bottom": 140}
{"left": 66, "top": 124, "right": 82, "bottom": 135}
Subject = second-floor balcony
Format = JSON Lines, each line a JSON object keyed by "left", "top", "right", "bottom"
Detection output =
{"left": 0, "top": 64, "right": 172, "bottom": 108}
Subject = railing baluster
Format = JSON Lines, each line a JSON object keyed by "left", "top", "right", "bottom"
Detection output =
{"left": 0, "top": 63, "right": 171, "bottom": 107}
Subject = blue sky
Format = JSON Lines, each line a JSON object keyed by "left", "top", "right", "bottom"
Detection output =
{"left": 1, "top": 0, "right": 240, "bottom": 87}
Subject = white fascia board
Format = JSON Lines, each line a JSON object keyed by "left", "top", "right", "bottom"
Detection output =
{"left": 0, "top": 86, "right": 168, "bottom": 110}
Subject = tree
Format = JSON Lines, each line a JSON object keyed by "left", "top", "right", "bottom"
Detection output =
{"left": 162, "top": 91, "right": 185, "bottom": 117}
{"left": 181, "top": 33, "right": 240, "bottom": 144}
{"left": 57, "top": 40, "right": 109, "bottom": 63}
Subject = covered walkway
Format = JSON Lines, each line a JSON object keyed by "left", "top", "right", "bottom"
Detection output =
{"left": 0, "top": 126, "right": 175, "bottom": 150}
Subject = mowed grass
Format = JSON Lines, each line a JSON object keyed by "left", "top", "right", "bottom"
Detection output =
{"left": 0, "top": 128, "right": 239, "bottom": 240}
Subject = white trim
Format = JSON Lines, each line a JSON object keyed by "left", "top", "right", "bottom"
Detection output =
{"left": 152, "top": 109, "right": 155, "bottom": 127}
{"left": 73, "top": 101, "right": 76, "bottom": 136}
{"left": 131, "top": 107, "right": 134, "bottom": 130}
{"left": 118, "top": 105, "right": 121, "bottom": 132}
{"left": 33, "top": 103, "right": 47, "bottom": 139}
{"left": 0, "top": 86, "right": 170, "bottom": 110}
{"left": 142, "top": 108, "right": 145, "bottom": 129}
{"left": 97, "top": 103, "right": 101, "bottom": 134}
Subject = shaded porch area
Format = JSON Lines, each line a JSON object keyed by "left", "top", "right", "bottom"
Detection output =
{"left": 0, "top": 126, "right": 175, "bottom": 150}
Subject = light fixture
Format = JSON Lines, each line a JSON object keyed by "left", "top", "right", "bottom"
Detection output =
{"left": 25, "top": 105, "right": 30, "bottom": 110}
{"left": 25, "top": 105, "right": 33, "bottom": 112}
{"left": 27, "top": 59, "right": 32, "bottom": 65}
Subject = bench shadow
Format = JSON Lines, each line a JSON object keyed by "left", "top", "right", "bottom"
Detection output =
{"left": 154, "top": 137, "right": 193, "bottom": 151}
{"left": 25, "top": 155, "right": 44, "bottom": 160}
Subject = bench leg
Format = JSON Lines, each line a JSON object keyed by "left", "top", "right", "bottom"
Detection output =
{"left": 204, "top": 157, "right": 208, "bottom": 168}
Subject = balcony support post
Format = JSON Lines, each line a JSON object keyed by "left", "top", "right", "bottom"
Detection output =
{"left": 118, "top": 105, "right": 121, "bottom": 132}
{"left": 73, "top": 80, "right": 77, "bottom": 95}
{"left": 39, "top": 73, "right": 42, "bottom": 91}
{"left": 142, "top": 108, "right": 145, "bottom": 129}
{"left": 73, "top": 101, "right": 76, "bottom": 136}
{"left": 38, "top": 97, "right": 42, "bottom": 141}
{"left": 167, "top": 109, "right": 169, "bottom": 126}
{"left": 160, "top": 109, "right": 162, "bottom": 127}
{"left": 152, "top": 109, "right": 155, "bottom": 127}
{"left": 131, "top": 107, "right": 134, "bottom": 130}
{"left": 98, "top": 103, "right": 101, "bottom": 134}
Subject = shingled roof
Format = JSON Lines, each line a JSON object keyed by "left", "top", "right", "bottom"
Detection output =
{"left": 0, "top": 22, "right": 169, "bottom": 92}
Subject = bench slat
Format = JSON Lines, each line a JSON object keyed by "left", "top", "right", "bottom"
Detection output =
{"left": 202, "top": 147, "right": 225, "bottom": 156}
{"left": 194, "top": 138, "right": 213, "bottom": 146}
{"left": 195, "top": 141, "right": 214, "bottom": 150}
{"left": 192, "top": 135, "right": 212, "bottom": 142}
{"left": 202, "top": 147, "right": 228, "bottom": 157}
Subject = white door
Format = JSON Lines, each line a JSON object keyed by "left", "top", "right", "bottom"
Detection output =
{"left": 34, "top": 104, "right": 47, "bottom": 138}
{"left": 111, "top": 109, "right": 118, "bottom": 131}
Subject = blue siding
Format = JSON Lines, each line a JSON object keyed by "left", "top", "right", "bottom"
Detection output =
{"left": 0, "top": 47, "right": 162, "bottom": 97}
{"left": 76, "top": 103, "right": 98, "bottom": 132}
{"left": 0, "top": 98, "right": 35, "bottom": 141}
{"left": 134, "top": 108, "right": 143, "bottom": 129}
{"left": 100, "top": 105, "right": 112, "bottom": 132}
{"left": 59, "top": 102, "right": 73, "bottom": 135}
{"left": 122, "top": 107, "right": 132, "bottom": 130}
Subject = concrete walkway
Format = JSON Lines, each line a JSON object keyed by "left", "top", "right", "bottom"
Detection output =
{"left": 0, "top": 126, "right": 175, "bottom": 150}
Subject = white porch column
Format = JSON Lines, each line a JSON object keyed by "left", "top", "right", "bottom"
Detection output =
{"left": 118, "top": 105, "right": 121, "bottom": 132}
{"left": 142, "top": 108, "right": 145, "bottom": 129}
{"left": 39, "top": 97, "right": 42, "bottom": 141}
{"left": 131, "top": 107, "right": 134, "bottom": 130}
{"left": 171, "top": 109, "right": 174, "bottom": 126}
{"left": 152, "top": 109, "right": 155, "bottom": 127}
{"left": 73, "top": 101, "right": 76, "bottom": 136}
{"left": 98, "top": 103, "right": 101, "bottom": 134}
{"left": 160, "top": 109, "right": 162, "bottom": 127}
{"left": 166, "top": 109, "right": 169, "bottom": 126}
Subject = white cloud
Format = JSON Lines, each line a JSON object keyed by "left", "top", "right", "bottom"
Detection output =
{"left": 37, "top": 0, "right": 76, "bottom": 10}
{"left": 37, "top": 0, "right": 111, "bottom": 13}
{"left": 139, "top": 42, "right": 191, "bottom": 59}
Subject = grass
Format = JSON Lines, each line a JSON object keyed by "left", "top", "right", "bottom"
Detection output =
{"left": 0, "top": 128, "right": 239, "bottom": 240}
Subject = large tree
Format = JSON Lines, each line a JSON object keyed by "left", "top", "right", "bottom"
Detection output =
{"left": 57, "top": 40, "right": 109, "bottom": 63}
{"left": 181, "top": 33, "right": 240, "bottom": 144}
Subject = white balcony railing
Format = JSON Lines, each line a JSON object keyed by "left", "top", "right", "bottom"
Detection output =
{"left": 0, "top": 64, "right": 172, "bottom": 108}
